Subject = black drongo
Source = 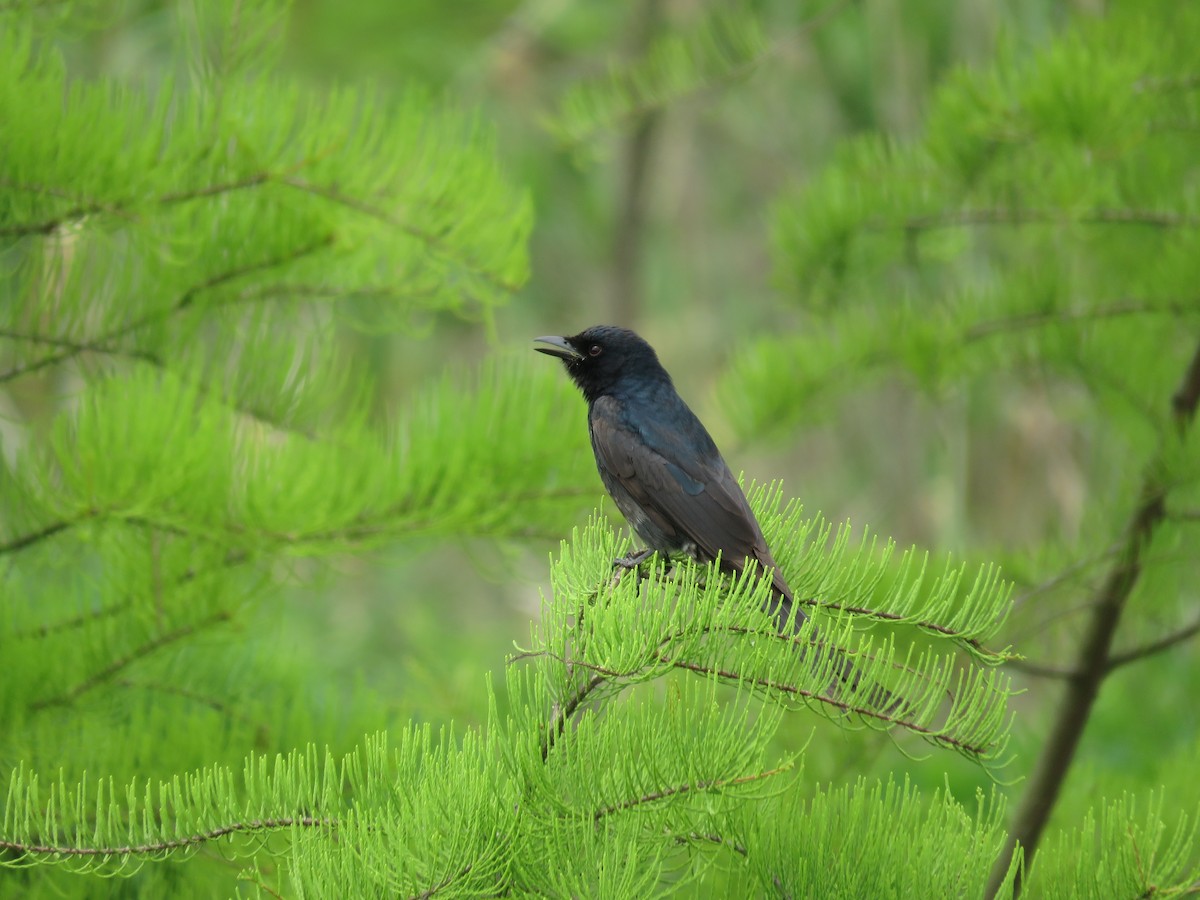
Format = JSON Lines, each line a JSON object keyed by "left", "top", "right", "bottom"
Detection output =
{"left": 535, "top": 325, "right": 895, "bottom": 708}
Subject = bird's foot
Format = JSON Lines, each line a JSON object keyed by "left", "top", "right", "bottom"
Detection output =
{"left": 613, "top": 548, "right": 655, "bottom": 570}
{"left": 611, "top": 548, "right": 655, "bottom": 589}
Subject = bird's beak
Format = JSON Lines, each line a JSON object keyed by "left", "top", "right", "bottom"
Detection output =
{"left": 533, "top": 335, "right": 583, "bottom": 361}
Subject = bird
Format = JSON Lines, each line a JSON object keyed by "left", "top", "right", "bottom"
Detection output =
{"left": 535, "top": 325, "right": 892, "bottom": 709}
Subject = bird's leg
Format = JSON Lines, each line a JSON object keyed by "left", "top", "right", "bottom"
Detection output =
{"left": 613, "top": 547, "right": 655, "bottom": 570}
{"left": 610, "top": 547, "right": 655, "bottom": 589}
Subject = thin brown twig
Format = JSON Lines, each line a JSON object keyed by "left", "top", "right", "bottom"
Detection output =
{"left": 667, "top": 658, "right": 994, "bottom": 758}
{"left": 14, "top": 548, "right": 251, "bottom": 643}
{"left": 248, "top": 880, "right": 287, "bottom": 900}
{"left": 13, "top": 601, "right": 133, "bottom": 641}
{"left": 540, "top": 673, "right": 607, "bottom": 761}
{"left": 525, "top": 639, "right": 995, "bottom": 759}
{"left": 3, "top": 512, "right": 228, "bottom": 562}
{"left": 1003, "top": 658, "right": 1080, "bottom": 681}
{"left": 0, "top": 816, "right": 332, "bottom": 858}
{"left": 1008, "top": 542, "right": 1123, "bottom": 611}
{"left": 807, "top": 599, "right": 995, "bottom": 654}
{"left": 592, "top": 764, "right": 792, "bottom": 820}
{"left": 0, "top": 328, "right": 161, "bottom": 363}
{"left": 412, "top": 863, "right": 475, "bottom": 900}
{"left": 1106, "top": 615, "right": 1200, "bottom": 671}
{"left": 679, "top": 831, "right": 749, "bottom": 857}
{"left": 528, "top": 585, "right": 988, "bottom": 761}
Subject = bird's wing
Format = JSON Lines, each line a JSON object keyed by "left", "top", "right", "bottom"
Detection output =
{"left": 589, "top": 395, "right": 790, "bottom": 599}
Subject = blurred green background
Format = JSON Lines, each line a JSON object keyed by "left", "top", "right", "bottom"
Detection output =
{"left": 13, "top": 0, "right": 1198, "bottom": 878}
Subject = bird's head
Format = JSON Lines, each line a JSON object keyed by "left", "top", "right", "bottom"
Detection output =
{"left": 534, "top": 325, "right": 671, "bottom": 402}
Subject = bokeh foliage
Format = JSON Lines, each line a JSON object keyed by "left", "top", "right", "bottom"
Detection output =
{"left": 2, "top": 0, "right": 1199, "bottom": 896}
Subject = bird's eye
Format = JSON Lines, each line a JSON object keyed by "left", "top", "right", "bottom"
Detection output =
{"left": 588, "top": 345, "right": 603, "bottom": 357}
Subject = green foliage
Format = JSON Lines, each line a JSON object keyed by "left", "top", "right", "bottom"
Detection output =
{"left": 1032, "top": 787, "right": 1200, "bottom": 897}
{"left": 741, "top": 777, "right": 1019, "bottom": 897}
{"left": 3, "top": 0, "right": 1197, "bottom": 895}
{"left": 3, "top": 504, "right": 1019, "bottom": 895}
{"left": 547, "top": 6, "right": 767, "bottom": 151}
{"left": 1, "top": 4, "right": 531, "bottom": 357}
{"left": 715, "top": 0, "right": 1200, "bottom": 891}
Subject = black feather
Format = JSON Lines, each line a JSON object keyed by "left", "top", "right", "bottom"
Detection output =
{"left": 536, "top": 326, "right": 904, "bottom": 714}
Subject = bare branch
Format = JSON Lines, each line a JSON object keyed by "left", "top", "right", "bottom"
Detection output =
{"left": 1003, "top": 658, "right": 1080, "bottom": 681}
{"left": 989, "top": 337, "right": 1200, "bottom": 898}
{"left": 1106, "top": 615, "right": 1200, "bottom": 671}
{"left": 1008, "top": 543, "right": 1122, "bottom": 611}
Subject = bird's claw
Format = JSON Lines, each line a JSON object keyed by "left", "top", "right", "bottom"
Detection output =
{"left": 613, "top": 548, "right": 655, "bottom": 570}
{"left": 610, "top": 548, "right": 655, "bottom": 589}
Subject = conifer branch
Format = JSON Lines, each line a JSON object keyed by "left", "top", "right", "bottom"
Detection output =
{"left": 528, "top": 644, "right": 998, "bottom": 761}
{"left": 13, "top": 601, "right": 133, "bottom": 640}
{"left": 667, "top": 659, "right": 994, "bottom": 758}
{"left": 170, "top": 237, "right": 336, "bottom": 311}
{"left": 592, "top": 764, "right": 792, "bottom": 820}
{"left": 4, "top": 514, "right": 233, "bottom": 563}
{"left": 679, "top": 831, "right": 748, "bottom": 857}
{"left": 0, "top": 174, "right": 273, "bottom": 238}
{"left": 279, "top": 178, "right": 523, "bottom": 294}
{"left": 989, "top": 338, "right": 1200, "bottom": 898}
{"left": 29, "top": 610, "right": 233, "bottom": 711}
{"left": 0, "top": 326, "right": 320, "bottom": 439}
{"left": 0, "top": 328, "right": 161, "bottom": 364}
{"left": 541, "top": 673, "right": 606, "bottom": 761}
{"left": 809, "top": 599, "right": 999, "bottom": 657}
{"left": 0, "top": 816, "right": 333, "bottom": 859}
{"left": 964, "top": 301, "right": 1198, "bottom": 343}
{"left": 112, "top": 679, "right": 265, "bottom": 728}
{"left": 872, "top": 207, "right": 1200, "bottom": 234}
{"left": 0, "top": 237, "right": 334, "bottom": 385}
{"left": 1008, "top": 543, "right": 1122, "bottom": 611}
{"left": 0, "top": 518, "right": 82, "bottom": 555}
{"left": 411, "top": 863, "right": 476, "bottom": 900}
{"left": 550, "top": 1, "right": 850, "bottom": 147}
